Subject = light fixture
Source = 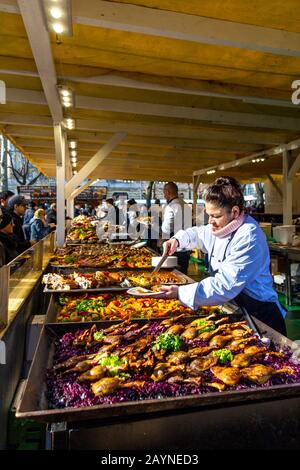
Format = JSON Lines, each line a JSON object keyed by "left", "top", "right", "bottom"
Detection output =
{"left": 58, "top": 85, "right": 74, "bottom": 108}
{"left": 50, "top": 6, "right": 63, "bottom": 19}
{"left": 53, "top": 22, "right": 64, "bottom": 34}
{"left": 207, "top": 169, "right": 216, "bottom": 175}
{"left": 61, "top": 89, "right": 71, "bottom": 98}
{"left": 70, "top": 157, "right": 77, "bottom": 163}
{"left": 42, "top": 0, "right": 73, "bottom": 37}
{"left": 72, "top": 162, "right": 77, "bottom": 168}
{"left": 251, "top": 158, "right": 265, "bottom": 163}
{"left": 73, "top": 170, "right": 77, "bottom": 175}
{"left": 69, "top": 140, "right": 77, "bottom": 149}
{"left": 64, "top": 118, "right": 75, "bottom": 130}
{"left": 70, "top": 150, "right": 77, "bottom": 157}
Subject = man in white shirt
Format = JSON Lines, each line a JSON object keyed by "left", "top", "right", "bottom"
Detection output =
{"left": 161, "top": 182, "right": 192, "bottom": 274}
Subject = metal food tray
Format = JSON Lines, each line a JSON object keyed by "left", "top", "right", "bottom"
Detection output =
{"left": 16, "top": 316, "right": 300, "bottom": 424}
{"left": 43, "top": 269, "right": 191, "bottom": 294}
{"left": 65, "top": 241, "right": 102, "bottom": 246}
{"left": 49, "top": 246, "right": 157, "bottom": 271}
{"left": 44, "top": 291, "right": 240, "bottom": 324}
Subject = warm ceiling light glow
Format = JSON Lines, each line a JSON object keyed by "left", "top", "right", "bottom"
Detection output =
{"left": 73, "top": 170, "right": 77, "bottom": 174}
{"left": 53, "top": 23, "right": 64, "bottom": 34}
{"left": 70, "top": 150, "right": 77, "bottom": 157}
{"left": 72, "top": 162, "right": 77, "bottom": 168}
{"left": 42, "top": 0, "right": 72, "bottom": 37}
{"left": 69, "top": 140, "right": 77, "bottom": 149}
{"left": 50, "top": 7, "right": 63, "bottom": 19}
{"left": 64, "top": 118, "right": 75, "bottom": 129}
{"left": 63, "top": 101, "right": 72, "bottom": 108}
{"left": 61, "top": 89, "right": 71, "bottom": 97}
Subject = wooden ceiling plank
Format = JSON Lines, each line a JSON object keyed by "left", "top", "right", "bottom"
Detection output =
{"left": 73, "top": 0, "right": 300, "bottom": 57}
{"left": 6, "top": 87, "right": 300, "bottom": 131}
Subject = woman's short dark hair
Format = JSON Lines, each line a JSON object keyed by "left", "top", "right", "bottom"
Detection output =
{"left": 205, "top": 176, "right": 245, "bottom": 212}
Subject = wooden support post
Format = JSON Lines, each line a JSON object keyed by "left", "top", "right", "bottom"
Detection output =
{"left": 192, "top": 175, "right": 201, "bottom": 226}
{"left": 266, "top": 174, "right": 283, "bottom": 198}
{"left": 66, "top": 198, "right": 74, "bottom": 220}
{"left": 65, "top": 133, "right": 126, "bottom": 198}
{"left": 0, "top": 265, "right": 10, "bottom": 327}
{"left": 49, "top": 231, "right": 55, "bottom": 253}
{"left": 54, "top": 124, "right": 66, "bottom": 247}
{"left": 282, "top": 149, "right": 293, "bottom": 225}
{"left": 33, "top": 240, "right": 44, "bottom": 270}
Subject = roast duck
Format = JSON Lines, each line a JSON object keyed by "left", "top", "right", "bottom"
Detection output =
{"left": 51, "top": 314, "right": 296, "bottom": 399}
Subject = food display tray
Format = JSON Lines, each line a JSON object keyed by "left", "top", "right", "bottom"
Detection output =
{"left": 43, "top": 269, "right": 191, "bottom": 294}
{"left": 44, "top": 284, "right": 239, "bottom": 324}
{"left": 16, "top": 317, "right": 300, "bottom": 426}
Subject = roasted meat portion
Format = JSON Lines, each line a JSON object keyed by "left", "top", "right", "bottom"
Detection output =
{"left": 211, "top": 366, "right": 242, "bottom": 386}
{"left": 241, "top": 364, "right": 294, "bottom": 384}
{"left": 188, "top": 356, "right": 218, "bottom": 374}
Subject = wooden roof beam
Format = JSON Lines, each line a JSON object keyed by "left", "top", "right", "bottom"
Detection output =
{"left": 17, "top": 0, "right": 62, "bottom": 124}
{"left": 74, "top": 0, "right": 300, "bottom": 57}
{"left": 0, "top": 67, "right": 293, "bottom": 108}
{"left": 65, "top": 132, "right": 126, "bottom": 198}
{"left": 193, "top": 138, "right": 300, "bottom": 177}
{"left": 0, "top": 112, "right": 287, "bottom": 145}
{"left": 6, "top": 87, "right": 300, "bottom": 131}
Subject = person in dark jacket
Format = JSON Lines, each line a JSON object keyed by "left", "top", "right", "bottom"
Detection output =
{"left": 0, "top": 207, "right": 18, "bottom": 267}
{"left": 8, "top": 195, "right": 33, "bottom": 253}
{"left": 46, "top": 203, "right": 57, "bottom": 232}
{"left": 0, "top": 190, "right": 14, "bottom": 208}
{"left": 29, "top": 209, "right": 49, "bottom": 241}
{"left": 23, "top": 201, "right": 38, "bottom": 240}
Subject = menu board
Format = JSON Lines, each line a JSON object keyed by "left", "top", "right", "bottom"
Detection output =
{"left": 18, "top": 185, "right": 107, "bottom": 202}
{"left": 18, "top": 185, "right": 56, "bottom": 200}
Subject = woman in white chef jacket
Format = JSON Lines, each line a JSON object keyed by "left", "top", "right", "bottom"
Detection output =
{"left": 159, "top": 176, "right": 286, "bottom": 335}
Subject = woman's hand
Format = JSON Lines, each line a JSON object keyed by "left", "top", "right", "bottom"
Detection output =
{"left": 162, "top": 238, "right": 179, "bottom": 256}
{"left": 152, "top": 285, "right": 179, "bottom": 299}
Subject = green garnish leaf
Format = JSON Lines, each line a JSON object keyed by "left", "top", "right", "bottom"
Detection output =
{"left": 64, "top": 255, "right": 76, "bottom": 264}
{"left": 100, "top": 355, "right": 125, "bottom": 375}
{"left": 191, "top": 319, "right": 216, "bottom": 334}
{"left": 152, "top": 333, "right": 183, "bottom": 352}
{"left": 198, "top": 325, "right": 216, "bottom": 334}
{"left": 191, "top": 319, "right": 209, "bottom": 328}
{"left": 212, "top": 349, "right": 234, "bottom": 364}
{"left": 93, "top": 331, "right": 105, "bottom": 341}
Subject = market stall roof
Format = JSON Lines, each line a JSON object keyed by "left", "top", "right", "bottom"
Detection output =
{"left": 1, "top": 0, "right": 300, "bottom": 183}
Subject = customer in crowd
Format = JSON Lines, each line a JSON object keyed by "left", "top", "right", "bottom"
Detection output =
{"left": 29, "top": 209, "right": 49, "bottom": 242}
{"left": 159, "top": 176, "right": 286, "bottom": 335}
{"left": 0, "top": 207, "right": 18, "bottom": 267}
{"left": 8, "top": 195, "right": 33, "bottom": 253}
{"left": 0, "top": 190, "right": 14, "bottom": 208}
{"left": 256, "top": 202, "right": 265, "bottom": 213}
{"left": 74, "top": 203, "right": 82, "bottom": 217}
{"left": 46, "top": 203, "right": 57, "bottom": 231}
{"left": 161, "top": 182, "right": 192, "bottom": 274}
{"left": 23, "top": 201, "right": 38, "bottom": 240}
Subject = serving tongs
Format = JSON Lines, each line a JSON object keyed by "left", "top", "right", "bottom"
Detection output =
{"left": 121, "top": 253, "right": 169, "bottom": 288}
{"left": 241, "top": 307, "right": 271, "bottom": 346}
{"left": 151, "top": 253, "right": 169, "bottom": 273}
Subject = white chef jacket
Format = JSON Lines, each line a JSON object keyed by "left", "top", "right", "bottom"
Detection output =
{"left": 175, "top": 215, "right": 285, "bottom": 316}
{"left": 162, "top": 197, "right": 192, "bottom": 251}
